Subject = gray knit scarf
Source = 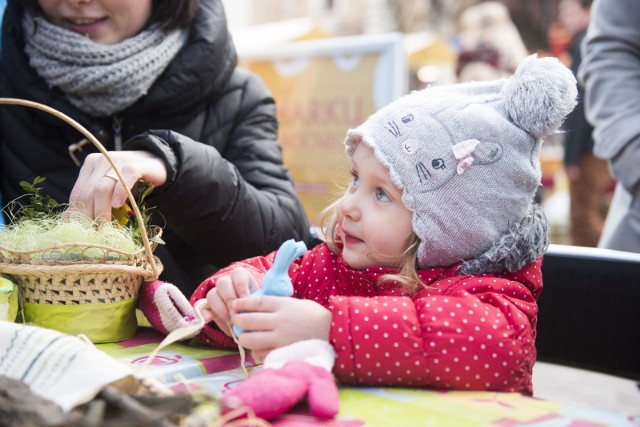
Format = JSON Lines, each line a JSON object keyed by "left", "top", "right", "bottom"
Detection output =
{"left": 23, "top": 14, "right": 188, "bottom": 117}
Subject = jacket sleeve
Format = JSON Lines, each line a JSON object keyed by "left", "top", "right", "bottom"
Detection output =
{"left": 125, "top": 71, "right": 310, "bottom": 267}
{"left": 329, "top": 273, "right": 538, "bottom": 395}
{"left": 189, "top": 252, "right": 277, "bottom": 348}
{"left": 580, "top": 0, "right": 640, "bottom": 191}
{"left": 189, "top": 246, "right": 312, "bottom": 348}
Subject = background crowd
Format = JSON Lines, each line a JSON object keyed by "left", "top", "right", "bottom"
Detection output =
{"left": 2, "top": 0, "right": 636, "bottom": 252}
{"left": 218, "top": 0, "right": 622, "bottom": 250}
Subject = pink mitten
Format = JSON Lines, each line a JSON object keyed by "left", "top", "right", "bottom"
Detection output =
{"left": 139, "top": 280, "right": 199, "bottom": 336}
{"left": 221, "top": 340, "right": 339, "bottom": 420}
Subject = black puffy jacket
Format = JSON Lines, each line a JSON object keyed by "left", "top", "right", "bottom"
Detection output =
{"left": 0, "top": 0, "right": 310, "bottom": 294}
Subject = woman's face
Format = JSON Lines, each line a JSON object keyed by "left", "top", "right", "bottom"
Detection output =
{"left": 37, "top": 0, "right": 153, "bottom": 45}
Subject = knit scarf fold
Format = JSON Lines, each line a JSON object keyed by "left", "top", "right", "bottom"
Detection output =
{"left": 23, "top": 15, "right": 188, "bottom": 117}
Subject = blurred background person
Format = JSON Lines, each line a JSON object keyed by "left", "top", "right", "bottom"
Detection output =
{"left": 455, "top": 1, "right": 529, "bottom": 83}
{"left": 558, "top": 0, "right": 612, "bottom": 247}
{"left": 580, "top": 0, "right": 640, "bottom": 252}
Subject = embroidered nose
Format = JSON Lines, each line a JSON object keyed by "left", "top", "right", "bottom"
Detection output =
{"left": 452, "top": 139, "right": 480, "bottom": 175}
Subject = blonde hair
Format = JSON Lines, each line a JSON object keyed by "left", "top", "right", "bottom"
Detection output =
{"left": 318, "top": 194, "right": 424, "bottom": 295}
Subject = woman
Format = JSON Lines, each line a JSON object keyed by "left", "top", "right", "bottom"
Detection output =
{"left": 0, "top": 0, "right": 310, "bottom": 294}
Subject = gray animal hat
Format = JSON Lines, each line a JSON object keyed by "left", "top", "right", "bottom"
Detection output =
{"left": 344, "top": 55, "right": 577, "bottom": 269}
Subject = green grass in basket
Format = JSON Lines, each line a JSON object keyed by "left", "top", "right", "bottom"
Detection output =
{"left": 0, "top": 177, "right": 147, "bottom": 258}
{"left": 0, "top": 214, "right": 142, "bottom": 253}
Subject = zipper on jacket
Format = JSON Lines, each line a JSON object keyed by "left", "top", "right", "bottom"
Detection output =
{"left": 113, "top": 116, "right": 123, "bottom": 151}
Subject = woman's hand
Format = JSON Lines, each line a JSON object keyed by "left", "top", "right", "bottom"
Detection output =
{"left": 229, "top": 297, "right": 332, "bottom": 361}
{"left": 67, "top": 151, "right": 167, "bottom": 222}
{"left": 200, "top": 268, "right": 259, "bottom": 337}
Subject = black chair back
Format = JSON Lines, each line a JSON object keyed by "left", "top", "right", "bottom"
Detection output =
{"left": 537, "top": 244, "right": 640, "bottom": 381}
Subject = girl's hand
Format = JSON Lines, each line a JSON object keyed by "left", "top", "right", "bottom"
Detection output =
{"left": 200, "top": 268, "right": 259, "bottom": 337}
{"left": 67, "top": 151, "right": 167, "bottom": 223}
{"left": 229, "top": 297, "right": 332, "bottom": 361}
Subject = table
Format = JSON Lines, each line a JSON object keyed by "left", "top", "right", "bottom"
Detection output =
{"left": 97, "top": 328, "right": 640, "bottom": 427}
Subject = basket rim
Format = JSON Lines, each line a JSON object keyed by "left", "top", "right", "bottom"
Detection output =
{"left": 0, "top": 97, "right": 160, "bottom": 280}
{"left": 0, "top": 256, "right": 163, "bottom": 278}
{"left": 0, "top": 225, "right": 162, "bottom": 257}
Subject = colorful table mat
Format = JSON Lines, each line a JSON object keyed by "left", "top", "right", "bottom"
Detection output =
{"left": 97, "top": 328, "right": 640, "bottom": 427}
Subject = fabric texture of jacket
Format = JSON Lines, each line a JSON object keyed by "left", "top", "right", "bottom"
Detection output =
{"left": 191, "top": 242, "right": 542, "bottom": 395}
{"left": 0, "top": 0, "right": 310, "bottom": 294}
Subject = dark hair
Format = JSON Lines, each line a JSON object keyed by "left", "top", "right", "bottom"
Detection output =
{"left": 18, "top": 0, "right": 199, "bottom": 32}
{"left": 150, "top": 0, "right": 200, "bottom": 31}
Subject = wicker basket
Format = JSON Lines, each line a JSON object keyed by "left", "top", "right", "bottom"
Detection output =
{"left": 0, "top": 98, "right": 163, "bottom": 343}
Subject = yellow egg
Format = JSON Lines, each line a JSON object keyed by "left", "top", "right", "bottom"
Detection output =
{"left": 112, "top": 202, "right": 134, "bottom": 227}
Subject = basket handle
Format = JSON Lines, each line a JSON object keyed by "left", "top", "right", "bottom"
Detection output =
{"left": 0, "top": 98, "right": 159, "bottom": 278}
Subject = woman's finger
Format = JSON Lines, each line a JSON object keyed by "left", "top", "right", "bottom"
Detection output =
{"left": 68, "top": 153, "right": 108, "bottom": 218}
{"left": 67, "top": 151, "right": 166, "bottom": 222}
{"left": 93, "top": 174, "right": 119, "bottom": 223}
{"left": 109, "top": 163, "right": 144, "bottom": 208}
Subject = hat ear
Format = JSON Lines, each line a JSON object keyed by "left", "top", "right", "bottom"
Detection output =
{"left": 501, "top": 55, "right": 577, "bottom": 139}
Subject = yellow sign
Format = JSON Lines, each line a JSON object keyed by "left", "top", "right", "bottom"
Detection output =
{"left": 239, "top": 33, "right": 406, "bottom": 224}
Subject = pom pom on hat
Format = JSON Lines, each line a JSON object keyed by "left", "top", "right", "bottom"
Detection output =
{"left": 502, "top": 55, "right": 578, "bottom": 138}
{"left": 344, "top": 54, "right": 577, "bottom": 268}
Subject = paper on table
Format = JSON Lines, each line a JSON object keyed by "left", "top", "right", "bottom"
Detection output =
{"left": 0, "top": 321, "right": 137, "bottom": 411}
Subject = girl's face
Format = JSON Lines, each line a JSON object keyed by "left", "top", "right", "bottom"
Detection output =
{"left": 37, "top": 0, "right": 152, "bottom": 45}
{"left": 337, "top": 143, "right": 414, "bottom": 270}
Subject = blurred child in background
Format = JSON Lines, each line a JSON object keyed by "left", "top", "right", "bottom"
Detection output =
{"left": 456, "top": 1, "right": 529, "bottom": 82}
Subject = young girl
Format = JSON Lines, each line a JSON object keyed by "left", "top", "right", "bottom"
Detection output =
{"left": 190, "top": 55, "right": 577, "bottom": 396}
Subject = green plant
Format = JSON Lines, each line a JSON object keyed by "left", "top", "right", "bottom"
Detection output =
{"left": 2, "top": 176, "right": 164, "bottom": 246}
{"left": 128, "top": 180, "right": 165, "bottom": 245}
{"left": 8, "top": 176, "right": 64, "bottom": 221}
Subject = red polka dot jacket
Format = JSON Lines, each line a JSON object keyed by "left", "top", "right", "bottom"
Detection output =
{"left": 190, "top": 242, "right": 542, "bottom": 395}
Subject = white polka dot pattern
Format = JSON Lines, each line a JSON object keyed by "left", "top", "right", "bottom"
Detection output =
{"left": 191, "top": 243, "right": 543, "bottom": 395}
